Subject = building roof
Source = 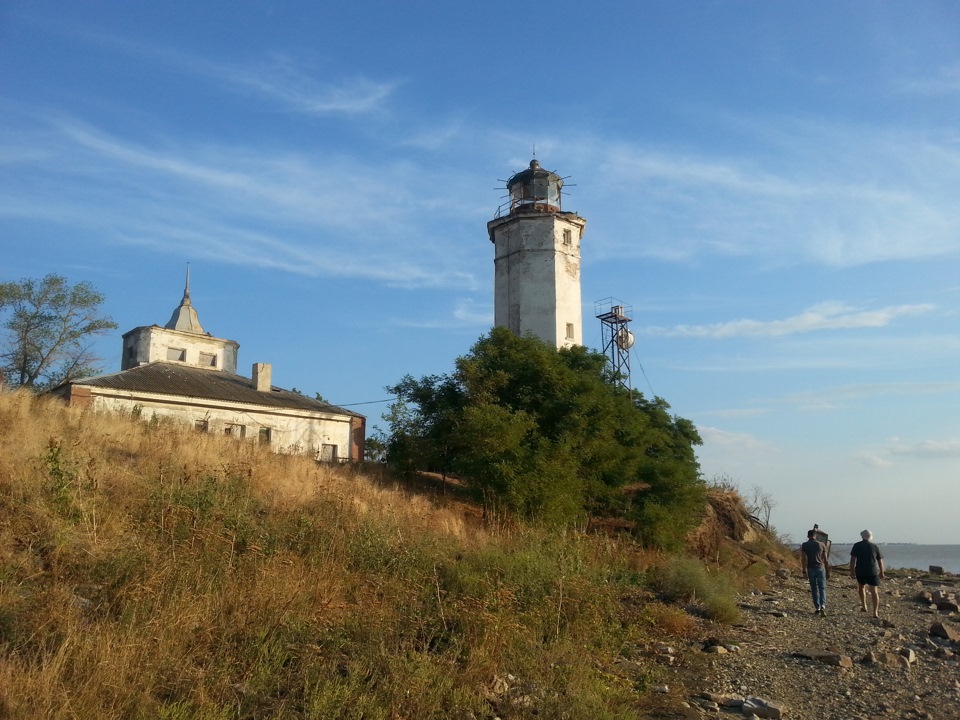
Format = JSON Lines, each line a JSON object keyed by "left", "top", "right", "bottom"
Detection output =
{"left": 68, "top": 362, "right": 363, "bottom": 418}
{"left": 164, "top": 267, "right": 205, "bottom": 333}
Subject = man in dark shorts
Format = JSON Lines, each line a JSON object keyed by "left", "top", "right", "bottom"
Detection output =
{"left": 849, "top": 529, "right": 885, "bottom": 617}
{"left": 799, "top": 529, "right": 830, "bottom": 616}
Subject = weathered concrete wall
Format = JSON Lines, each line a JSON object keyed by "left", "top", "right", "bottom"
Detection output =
{"left": 122, "top": 326, "right": 239, "bottom": 373}
{"left": 86, "top": 389, "right": 358, "bottom": 461}
{"left": 488, "top": 211, "right": 585, "bottom": 348}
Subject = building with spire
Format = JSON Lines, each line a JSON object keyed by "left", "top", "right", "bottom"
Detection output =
{"left": 52, "top": 273, "right": 365, "bottom": 463}
{"left": 120, "top": 268, "right": 239, "bottom": 373}
{"left": 487, "top": 159, "right": 586, "bottom": 349}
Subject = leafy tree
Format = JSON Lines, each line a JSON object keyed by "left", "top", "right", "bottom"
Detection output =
{"left": 363, "top": 430, "right": 388, "bottom": 463}
{"left": 384, "top": 327, "right": 705, "bottom": 545}
{"left": 0, "top": 274, "right": 118, "bottom": 389}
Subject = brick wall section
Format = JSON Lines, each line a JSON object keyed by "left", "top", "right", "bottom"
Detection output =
{"left": 350, "top": 416, "right": 366, "bottom": 463}
{"left": 69, "top": 386, "right": 93, "bottom": 409}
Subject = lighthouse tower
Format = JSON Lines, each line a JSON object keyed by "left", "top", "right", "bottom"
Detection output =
{"left": 487, "top": 160, "right": 586, "bottom": 349}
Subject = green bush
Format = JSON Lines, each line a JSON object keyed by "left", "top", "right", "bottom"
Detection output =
{"left": 652, "top": 555, "right": 739, "bottom": 623}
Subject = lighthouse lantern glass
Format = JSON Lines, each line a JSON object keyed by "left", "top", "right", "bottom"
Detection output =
{"left": 511, "top": 176, "right": 560, "bottom": 208}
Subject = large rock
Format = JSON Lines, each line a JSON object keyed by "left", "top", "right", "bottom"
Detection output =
{"left": 864, "top": 651, "right": 911, "bottom": 668}
{"left": 929, "top": 621, "right": 960, "bottom": 643}
{"left": 742, "top": 696, "right": 785, "bottom": 718}
{"left": 931, "top": 589, "right": 954, "bottom": 603}
{"left": 792, "top": 649, "right": 853, "bottom": 667}
{"left": 701, "top": 692, "right": 745, "bottom": 707}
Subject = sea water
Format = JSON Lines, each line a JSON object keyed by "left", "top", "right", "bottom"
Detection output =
{"left": 827, "top": 544, "right": 960, "bottom": 575}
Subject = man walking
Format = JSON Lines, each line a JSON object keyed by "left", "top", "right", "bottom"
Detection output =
{"left": 800, "top": 528, "right": 830, "bottom": 616}
{"left": 850, "top": 529, "right": 885, "bottom": 618}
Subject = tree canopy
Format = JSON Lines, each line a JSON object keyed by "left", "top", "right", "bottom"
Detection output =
{"left": 0, "top": 274, "right": 118, "bottom": 390}
{"left": 383, "top": 327, "right": 705, "bottom": 546}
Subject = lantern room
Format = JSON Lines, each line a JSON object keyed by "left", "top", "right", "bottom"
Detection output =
{"left": 506, "top": 159, "right": 563, "bottom": 214}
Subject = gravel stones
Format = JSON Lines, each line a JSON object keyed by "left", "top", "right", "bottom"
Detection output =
{"left": 674, "top": 572, "right": 960, "bottom": 719}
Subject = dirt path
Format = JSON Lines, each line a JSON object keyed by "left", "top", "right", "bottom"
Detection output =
{"left": 662, "top": 571, "right": 960, "bottom": 719}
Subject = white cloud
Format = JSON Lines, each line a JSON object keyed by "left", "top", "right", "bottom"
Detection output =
{"left": 895, "top": 64, "right": 960, "bottom": 96}
{"left": 64, "top": 27, "right": 397, "bottom": 117}
{"left": 697, "top": 425, "right": 775, "bottom": 451}
{"left": 857, "top": 452, "right": 893, "bottom": 469}
{"left": 0, "top": 116, "right": 485, "bottom": 290}
{"left": 217, "top": 58, "right": 398, "bottom": 116}
{"left": 642, "top": 301, "right": 934, "bottom": 339}
{"left": 580, "top": 118, "right": 960, "bottom": 268}
{"left": 696, "top": 407, "right": 770, "bottom": 419}
{"left": 857, "top": 434, "right": 960, "bottom": 470}
{"left": 887, "top": 436, "right": 960, "bottom": 459}
{"left": 392, "top": 299, "right": 491, "bottom": 329}
{"left": 780, "top": 381, "right": 960, "bottom": 409}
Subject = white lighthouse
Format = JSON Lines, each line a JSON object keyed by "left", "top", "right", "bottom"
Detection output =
{"left": 487, "top": 159, "right": 586, "bottom": 349}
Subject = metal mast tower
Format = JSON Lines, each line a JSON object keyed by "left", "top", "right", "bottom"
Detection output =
{"left": 595, "top": 298, "right": 634, "bottom": 390}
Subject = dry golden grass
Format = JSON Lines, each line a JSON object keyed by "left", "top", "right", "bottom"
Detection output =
{"left": 0, "top": 390, "right": 754, "bottom": 719}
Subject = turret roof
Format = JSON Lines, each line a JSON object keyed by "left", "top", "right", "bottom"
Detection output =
{"left": 164, "top": 266, "right": 205, "bottom": 334}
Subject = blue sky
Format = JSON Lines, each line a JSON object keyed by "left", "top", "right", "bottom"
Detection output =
{"left": 2, "top": 2, "right": 959, "bottom": 544}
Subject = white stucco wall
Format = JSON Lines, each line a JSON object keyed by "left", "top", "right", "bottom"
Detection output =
{"left": 89, "top": 389, "right": 354, "bottom": 461}
{"left": 122, "top": 326, "right": 239, "bottom": 373}
{"left": 488, "top": 212, "right": 586, "bottom": 349}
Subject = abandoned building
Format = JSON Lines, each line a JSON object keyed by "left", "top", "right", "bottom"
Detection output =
{"left": 51, "top": 275, "right": 365, "bottom": 462}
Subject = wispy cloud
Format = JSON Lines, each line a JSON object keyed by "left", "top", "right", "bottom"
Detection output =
{"left": 781, "top": 380, "right": 960, "bottom": 406}
{"left": 895, "top": 63, "right": 960, "bottom": 96}
{"left": 697, "top": 407, "right": 770, "bottom": 419}
{"left": 697, "top": 425, "right": 775, "bottom": 451}
{"left": 887, "top": 436, "right": 960, "bottom": 458}
{"left": 214, "top": 56, "right": 398, "bottom": 116}
{"left": 580, "top": 118, "right": 960, "bottom": 268}
{"left": 689, "top": 382, "right": 960, "bottom": 426}
{"left": 392, "top": 299, "right": 491, "bottom": 329}
{"left": 64, "top": 26, "right": 398, "bottom": 117}
{"left": 0, "top": 115, "right": 483, "bottom": 289}
{"left": 642, "top": 301, "right": 934, "bottom": 339}
{"left": 859, "top": 434, "right": 960, "bottom": 468}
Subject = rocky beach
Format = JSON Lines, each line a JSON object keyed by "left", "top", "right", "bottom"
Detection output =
{"left": 660, "top": 570, "right": 960, "bottom": 719}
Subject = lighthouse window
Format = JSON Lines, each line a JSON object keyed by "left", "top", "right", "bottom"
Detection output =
{"left": 562, "top": 229, "right": 572, "bottom": 245}
{"left": 566, "top": 323, "right": 575, "bottom": 340}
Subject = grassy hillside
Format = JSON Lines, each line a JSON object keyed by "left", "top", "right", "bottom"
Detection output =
{"left": 0, "top": 391, "right": 781, "bottom": 719}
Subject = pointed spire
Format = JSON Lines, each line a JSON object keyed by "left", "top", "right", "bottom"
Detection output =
{"left": 164, "top": 264, "right": 205, "bottom": 333}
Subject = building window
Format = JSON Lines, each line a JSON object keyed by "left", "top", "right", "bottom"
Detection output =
{"left": 195, "top": 419, "right": 209, "bottom": 432}
{"left": 319, "top": 444, "right": 338, "bottom": 463}
{"left": 566, "top": 323, "right": 575, "bottom": 340}
{"left": 167, "top": 347, "right": 186, "bottom": 362}
{"left": 258, "top": 427, "right": 272, "bottom": 444}
{"left": 199, "top": 352, "right": 217, "bottom": 367}
{"left": 562, "top": 228, "right": 572, "bottom": 246}
{"left": 224, "top": 423, "right": 245, "bottom": 438}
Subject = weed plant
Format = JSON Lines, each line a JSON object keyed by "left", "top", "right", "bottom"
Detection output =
{"left": 0, "top": 391, "right": 742, "bottom": 718}
{"left": 650, "top": 555, "right": 740, "bottom": 624}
